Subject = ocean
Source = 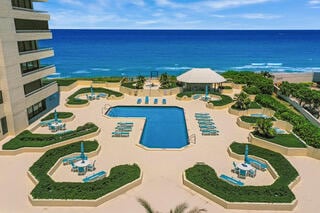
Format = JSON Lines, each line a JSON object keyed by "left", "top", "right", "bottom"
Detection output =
{"left": 40, "top": 30, "right": 320, "bottom": 78}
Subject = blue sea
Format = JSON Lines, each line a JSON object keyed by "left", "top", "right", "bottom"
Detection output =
{"left": 40, "top": 30, "right": 320, "bottom": 78}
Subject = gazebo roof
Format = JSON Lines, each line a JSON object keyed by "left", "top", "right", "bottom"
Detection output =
{"left": 177, "top": 68, "right": 226, "bottom": 84}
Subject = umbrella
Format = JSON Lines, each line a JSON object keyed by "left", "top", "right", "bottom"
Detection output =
{"left": 205, "top": 85, "right": 209, "bottom": 100}
{"left": 90, "top": 86, "right": 94, "bottom": 96}
{"left": 80, "top": 142, "right": 86, "bottom": 162}
{"left": 54, "top": 110, "right": 58, "bottom": 122}
{"left": 244, "top": 144, "right": 249, "bottom": 163}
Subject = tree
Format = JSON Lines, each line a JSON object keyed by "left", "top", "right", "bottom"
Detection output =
{"left": 137, "top": 198, "right": 207, "bottom": 213}
{"left": 234, "top": 92, "right": 251, "bottom": 110}
{"left": 255, "top": 118, "right": 276, "bottom": 138}
{"left": 260, "top": 71, "right": 274, "bottom": 79}
{"left": 160, "top": 73, "right": 170, "bottom": 89}
{"left": 136, "top": 75, "right": 146, "bottom": 89}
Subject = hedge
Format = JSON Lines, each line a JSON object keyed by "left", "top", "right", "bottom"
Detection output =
{"left": 255, "top": 94, "right": 320, "bottom": 148}
{"left": 185, "top": 142, "right": 298, "bottom": 203}
{"left": 209, "top": 94, "right": 233, "bottom": 106}
{"left": 44, "top": 77, "right": 122, "bottom": 86}
{"left": 231, "top": 102, "right": 262, "bottom": 110}
{"left": 121, "top": 81, "right": 139, "bottom": 89}
{"left": 41, "top": 112, "right": 74, "bottom": 121}
{"left": 240, "top": 116, "right": 275, "bottom": 124}
{"left": 67, "top": 87, "right": 123, "bottom": 105}
{"left": 252, "top": 132, "right": 306, "bottom": 148}
{"left": 2, "top": 123, "right": 98, "bottom": 150}
{"left": 29, "top": 141, "right": 141, "bottom": 200}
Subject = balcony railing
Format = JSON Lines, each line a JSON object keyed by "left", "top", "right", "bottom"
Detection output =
{"left": 25, "top": 81, "right": 57, "bottom": 97}
{"left": 16, "top": 30, "right": 51, "bottom": 33}
{"left": 22, "top": 64, "right": 55, "bottom": 77}
{"left": 19, "top": 47, "right": 53, "bottom": 55}
{"left": 12, "top": 6, "right": 47, "bottom": 13}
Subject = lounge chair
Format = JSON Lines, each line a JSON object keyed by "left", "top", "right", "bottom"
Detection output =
{"left": 137, "top": 98, "right": 142, "bottom": 104}
{"left": 145, "top": 96, "right": 149, "bottom": 104}
{"left": 87, "top": 160, "right": 96, "bottom": 172}
{"left": 162, "top": 98, "right": 166, "bottom": 104}
{"left": 220, "top": 174, "right": 244, "bottom": 186}
{"left": 62, "top": 156, "right": 81, "bottom": 165}
{"left": 246, "top": 157, "right": 267, "bottom": 171}
{"left": 238, "top": 169, "right": 247, "bottom": 179}
{"left": 49, "top": 125, "right": 57, "bottom": 132}
{"left": 193, "top": 94, "right": 201, "bottom": 100}
{"left": 195, "top": 113, "right": 209, "bottom": 115}
{"left": 78, "top": 167, "right": 86, "bottom": 175}
{"left": 154, "top": 98, "right": 158, "bottom": 104}
{"left": 118, "top": 122, "right": 133, "bottom": 125}
{"left": 231, "top": 162, "right": 239, "bottom": 174}
{"left": 70, "top": 161, "right": 78, "bottom": 172}
{"left": 248, "top": 169, "right": 256, "bottom": 178}
{"left": 83, "top": 171, "right": 106, "bottom": 183}
{"left": 202, "top": 131, "right": 219, "bottom": 136}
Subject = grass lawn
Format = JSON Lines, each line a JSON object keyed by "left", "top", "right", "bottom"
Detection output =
{"left": 253, "top": 132, "right": 307, "bottom": 148}
{"left": 41, "top": 112, "right": 73, "bottom": 121}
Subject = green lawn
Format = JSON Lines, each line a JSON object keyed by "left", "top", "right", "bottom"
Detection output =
{"left": 253, "top": 132, "right": 306, "bottom": 148}
{"left": 41, "top": 112, "right": 73, "bottom": 121}
{"left": 44, "top": 77, "right": 123, "bottom": 86}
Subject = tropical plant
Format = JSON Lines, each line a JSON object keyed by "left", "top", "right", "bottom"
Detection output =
{"left": 160, "top": 73, "right": 170, "bottom": 88}
{"left": 233, "top": 92, "right": 251, "bottom": 110}
{"left": 261, "top": 71, "right": 274, "bottom": 79}
{"left": 137, "top": 198, "right": 206, "bottom": 213}
{"left": 136, "top": 75, "right": 146, "bottom": 89}
{"left": 255, "top": 118, "right": 276, "bottom": 138}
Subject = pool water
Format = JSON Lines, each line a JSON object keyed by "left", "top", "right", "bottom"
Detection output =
{"left": 107, "top": 106, "right": 189, "bottom": 148}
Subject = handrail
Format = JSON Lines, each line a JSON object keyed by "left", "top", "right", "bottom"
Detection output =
{"left": 12, "top": 6, "right": 48, "bottom": 13}
{"left": 19, "top": 47, "right": 53, "bottom": 55}
{"left": 22, "top": 64, "right": 55, "bottom": 77}
{"left": 25, "top": 81, "right": 57, "bottom": 97}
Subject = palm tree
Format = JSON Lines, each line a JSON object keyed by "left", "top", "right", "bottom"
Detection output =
{"left": 136, "top": 75, "right": 146, "bottom": 89}
{"left": 160, "top": 73, "right": 170, "bottom": 88}
{"left": 137, "top": 198, "right": 206, "bottom": 213}
{"left": 234, "top": 92, "right": 251, "bottom": 110}
{"left": 255, "top": 118, "right": 276, "bottom": 138}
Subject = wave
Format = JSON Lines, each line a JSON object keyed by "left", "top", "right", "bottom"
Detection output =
{"left": 91, "top": 68, "right": 110, "bottom": 71}
{"left": 50, "top": 73, "right": 61, "bottom": 76}
{"left": 156, "top": 66, "right": 192, "bottom": 71}
{"left": 72, "top": 70, "right": 90, "bottom": 74}
{"left": 233, "top": 63, "right": 320, "bottom": 73}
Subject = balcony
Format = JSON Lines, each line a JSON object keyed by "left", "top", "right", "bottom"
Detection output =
{"left": 16, "top": 31, "right": 52, "bottom": 41}
{"left": 25, "top": 82, "right": 58, "bottom": 107}
{"left": 22, "top": 65, "right": 56, "bottom": 84}
{"left": 12, "top": 8, "right": 50, "bottom": 21}
{"left": 19, "top": 48, "right": 54, "bottom": 63}
{"left": 15, "top": 19, "right": 49, "bottom": 32}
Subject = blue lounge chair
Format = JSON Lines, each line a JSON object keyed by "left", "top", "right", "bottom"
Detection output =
{"left": 87, "top": 160, "right": 96, "bottom": 172}
{"left": 247, "top": 157, "right": 267, "bottom": 170}
{"left": 137, "top": 98, "right": 142, "bottom": 104}
{"left": 162, "top": 98, "right": 166, "bottom": 104}
{"left": 193, "top": 94, "right": 201, "bottom": 100}
{"left": 248, "top": 169, "right": 257, "bottom": 178}
{"left": 154, "top": 98, "right": 158, "bottom": 104}
{"left": 145, "top": 96, "right": 149, "bottom": 104}
{"left": 202, "top": 131, "right": 219, "bottom": 136}
{"left": 117, "top": 122, "right": 133, "bottom": 125}
{"left": 195, "top": 113, "right": 209, "bottom": 115}
{"left": 238, "top": 169, "right": 247, "bottom": 179}
{"left": 78, "top": 167, "right": 86, "bottom": 175}
{"left": 83, "top": 171, "right": 106, "bottom": 183}
{"left": 220, "top": 174, "right": 244, "bottom": 186}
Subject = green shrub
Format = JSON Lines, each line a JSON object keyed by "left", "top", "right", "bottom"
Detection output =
{"left": 252, "top": 132, "right": 306, "bottom": 148}
{"left": 185, "top": 142, "right": 298, "bottom": 203}
{"left": 67, "top": 87, "right": 123, "bottom": 105}
{"left": 41, "top": 112, "right": 74, "bottom": 121}
{"left": 243, "top": 86, "right": 261, "bottom": 94}
{"left": 240, "top": 116, "right": 260, "bottom": 123}
{"left": 2, "top": 123, "right": 99, "bottom": 150}
{"left": 209, "top": 94, "right": 233, "bottom": 106}
{"left": 29, "top": 141, "right": 141, "bottom": 200}
{"left": 121, "top": 81, "right": 140, "bottom": 89}
{"left": 255, "top": 94, "right": 320, "bottom": 148}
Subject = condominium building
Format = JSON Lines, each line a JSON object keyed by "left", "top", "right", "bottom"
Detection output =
{"left": 0, "top": 0, "right": 59, "bottom": 141}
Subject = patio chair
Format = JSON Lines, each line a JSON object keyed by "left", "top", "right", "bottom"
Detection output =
{"left": 78, "top": 167, "right": 86, "bottom": 175}
{"left": 49, "top": 125, "right": 57, "bottom": 132}
{"left": 162, "top": 98, "right": 167, "bottom": 104}
{"left": 145, "top": 96, "right": 149, "bottom": 104}
{"left": 61, "top": 123, "right": 66, "bottom": 131}
{"left": 137, "top": 98, "right": 142, "bottom": 104}
{"left": 238, "top": 169, "right": 247, "bottom": 179}
{"left": 154, "top": 98, "right": 158, "bottom": 104}
{"left": 70, "top": 161, "right": 78, "bottom": 172}
{"left": 231, "top": 162, "right": 239, "bottom": 174}
{"left": 248, "top": 169, "right": 256, "bottom": 178}
{"left": 87, "top": 160, "right": 96, "bottom": 172}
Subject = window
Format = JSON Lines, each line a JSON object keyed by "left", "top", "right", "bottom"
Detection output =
{"left": 23, "top": 79, "right": 42, "bottom": 95}
{"left": 1, "top": 117, "right": 8, "bottom": 135}
{"left": 18, "top": 40, "right": 38, "bottom": 53}
{"left": 20, "top": 60, "right": 40, "bottom": 75}
{"left": 11, "top": 0, "right": 33, "bottom": 9}
{"left": 27, "top": 100, "right": 46, "bottom": 120}
{"left": 0, "top": 91, "right": 3, "bottom": 104}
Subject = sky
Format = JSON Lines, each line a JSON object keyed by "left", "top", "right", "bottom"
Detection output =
{"left": 35, "top": 0, "right": 320, "bottom": 29}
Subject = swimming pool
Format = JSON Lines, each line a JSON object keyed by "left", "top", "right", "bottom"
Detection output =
{"left": 106, "top": 106, "right": 189, "bottom": 149}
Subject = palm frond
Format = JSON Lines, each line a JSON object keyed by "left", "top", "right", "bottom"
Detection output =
{"left": 137, "top": 198, "right": 155, "bottom": 213}
{"left": 173, "top": 202, "right": 188, "bottom": 213}
{"left": 188, "top": 207, "right": 207, "bottom": 213}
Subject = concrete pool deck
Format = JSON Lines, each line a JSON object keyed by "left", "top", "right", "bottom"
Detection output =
{"left": 0, "top": 85, "right": 320, "bottom": 212}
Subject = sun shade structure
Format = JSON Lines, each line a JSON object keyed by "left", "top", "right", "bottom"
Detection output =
{"left": 177, "top": 68, "right": 226, "bottom": 84}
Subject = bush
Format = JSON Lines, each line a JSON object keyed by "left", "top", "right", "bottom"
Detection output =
{"left": 67, "top": 87, "right": 123, "bottom": 105}
{"left": 29, "top": 141, "right": 141, "bottom": 200}
{"left": 209, "top": 94, "right": 233, "bottom": 106}
{"left": 41, "top": 112, "right": 73, "bottom": 121}
{"left": 240, "top": 116, "right": 260, "bottom": 123}
{"left": 185, "top": 142, "right": 298, "bottom": 203}
{"left": 252, "top": 132, "right": 306, "bottom": 148}
{"left": 2, "top": 123, "right": 99, "bottom": 150}
{"left": 121, "top": 81, "right": 141, "bottom": 89}
{"left": 255, "top": 94, "right": 320, "bottom": 148}
{"left": 243, "top": 86, "right": 261, "bottom": 94}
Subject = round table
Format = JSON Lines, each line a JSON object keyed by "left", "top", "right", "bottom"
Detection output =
{"left": 50, "top": 122, "right": 63, "bottom": 128}
{"left": 237, "top": 163, "right": 253, "bottom": 171}
{"left": 75, "top": 160, "right": 90, "bottom": 168}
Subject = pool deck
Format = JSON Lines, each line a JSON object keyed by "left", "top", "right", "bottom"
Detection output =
{"left": 0, "top": 85, "right": 320, "bottom": 212}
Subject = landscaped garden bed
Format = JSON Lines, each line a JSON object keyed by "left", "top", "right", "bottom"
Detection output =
{"left": 41, "top": 112, "right": 74, "bottom": 121}
{"left": 29, "top": 141, "right": 141, "bottom": 200}
{"left": 185, "top": 142, "right": 299, "bottom": 203}
{"left": 67, "top": 87, "right": 123, "bottom": 105}
{"left": 2, "top": 123, "right": 99, "bottom": 150}
{"left": 209, "top": 94, "right": 233, "bottom": 106}
{"left": 252, "top": 132, "right": 306, "bottom": 148}
{"left": 45, "top": 77, "right": 123, "bottom": 86}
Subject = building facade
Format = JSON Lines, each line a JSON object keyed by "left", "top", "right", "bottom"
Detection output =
{"left": 0, "top": 0, "right": 59, "bottom": 141}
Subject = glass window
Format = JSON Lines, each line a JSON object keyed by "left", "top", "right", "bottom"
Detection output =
{"left": 1, "top": 117, "right": 8, "bottom": 135}
{"left": 0, "top": 91, "right": 3, "bottom": 104}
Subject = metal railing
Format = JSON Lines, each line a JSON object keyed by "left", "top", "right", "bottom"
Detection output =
{"left": 12, "top": 6, "right": 48, "bottom": 13}
{"left": 16, "top": 30, "right": 51, "bottom": 33}
{"left": 19, "top": 47, "right": 53, "bottom": 55}
{"left": 25, "top": 81, "right": 57, "bottom": 97}
{"left": 22, "top": 64, "right": 55, "bottom": 77}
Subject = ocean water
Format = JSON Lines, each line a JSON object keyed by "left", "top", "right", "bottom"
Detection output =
{"left": 40, "top": 30, "right": 320, "bottom": 78}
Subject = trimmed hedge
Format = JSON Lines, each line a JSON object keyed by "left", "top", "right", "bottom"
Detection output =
{"left": 185, "top": 142, "right": 298, "bottom": 203}
{"left": 231, "top": 102, "right": 262, "bottom": 110}
{"left": 41, "top": 112, "right": 74, "bottom": 121}
{"left": 255, "top": 94, "right": 320, "bottom": 148}
{"left": 253, "top": 132, "right": 306, "bottom": 148}
{"left": 209, "top": 94, "right": 233, "bottom": 106}
{"left": 29, "top": 141, "right": 141, "bottom": 200}
{"left": 67, "top": 87, "right": 123, "bottom": 105}
{"left": 2, "top": 123, "right": 98, "bottom": 150}
{"left": 121, "top": 81, "right": 140, "bottom": 89}
{"left": 45, "top": 77, "right": 122, "bottom": 86}
{"left": 240, "top": 116, "right": 275, "bottom": 124}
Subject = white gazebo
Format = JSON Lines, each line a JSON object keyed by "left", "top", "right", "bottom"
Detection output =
{"left": 177, "top": 68, "right": 226, "bottom": 91}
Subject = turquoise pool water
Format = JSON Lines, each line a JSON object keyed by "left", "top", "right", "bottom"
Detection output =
{"left": 106, "top": 106, "right": 189, "bottom": 148}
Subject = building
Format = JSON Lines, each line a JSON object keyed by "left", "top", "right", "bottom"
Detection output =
{"left": 0, "top": 0, "right": 59, "bottom": 141}
{"left": 177, "top": 68, "right": 226, "bottom": 91}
